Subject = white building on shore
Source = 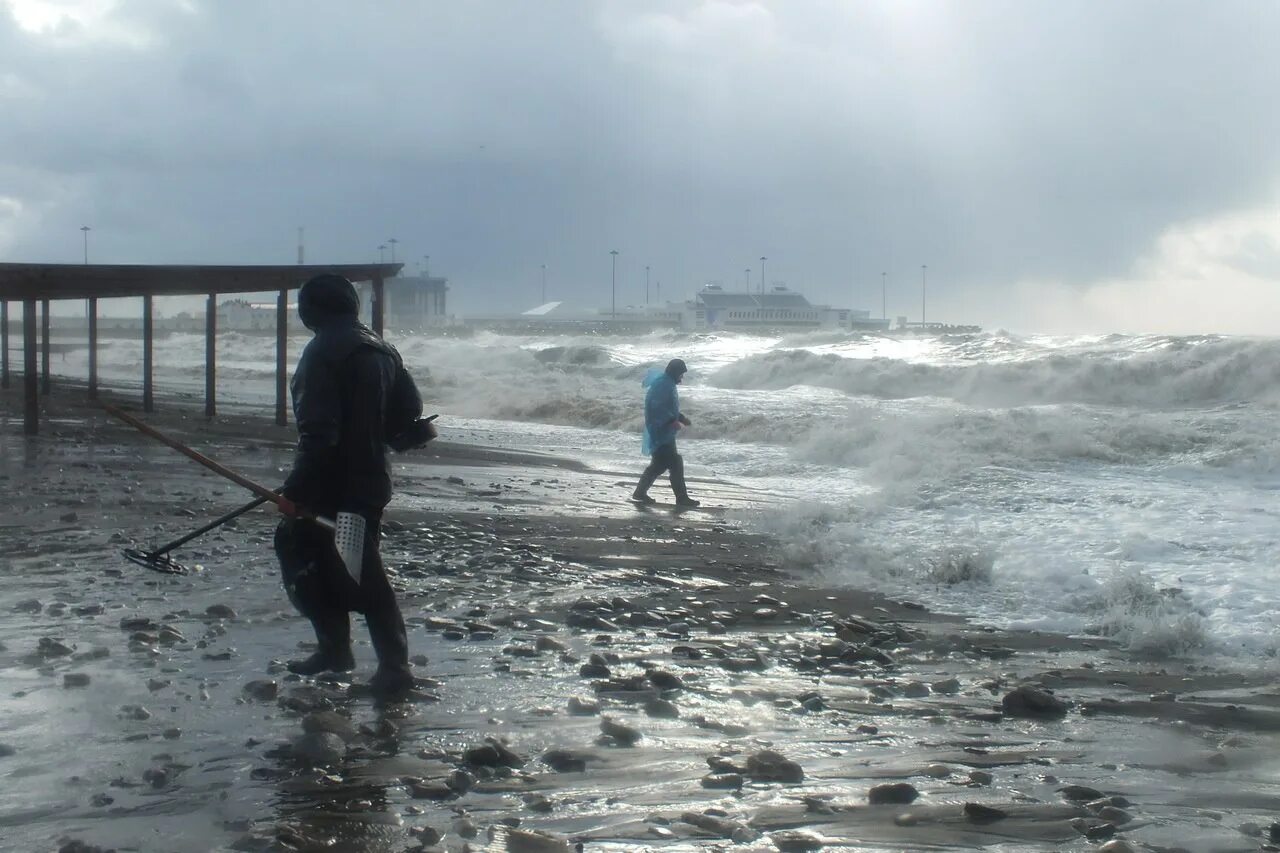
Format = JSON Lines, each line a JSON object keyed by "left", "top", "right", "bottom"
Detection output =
{"left": 606, "top": 284, "right": 889, "bottom": 331}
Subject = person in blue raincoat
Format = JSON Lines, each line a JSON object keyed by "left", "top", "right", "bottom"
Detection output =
{"left": 632, "top": 358, "right": 699, "bottom": 506}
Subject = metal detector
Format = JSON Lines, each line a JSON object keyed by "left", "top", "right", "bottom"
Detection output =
{"left": 102, "top": 404, "right": 360, "bottom": 580}
{"left": 123, "top": 494, "right": 271, "bottom": 575}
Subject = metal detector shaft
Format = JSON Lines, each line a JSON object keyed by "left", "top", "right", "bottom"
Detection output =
{"left": 147, "top": 494, "right": 270, "bottom": 558}
{"left": 101, "top": 403, "right": 334, "bottom": 530}
{"left": 104, "top": 404, "right": 283, "bottom": 505}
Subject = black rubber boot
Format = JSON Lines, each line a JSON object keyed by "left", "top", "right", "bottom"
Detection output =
{"left": 669, "top": 451, "right": 698, "bottom": 506}
{"left": 359, "top": 520, "right": 413, "bottom": 695}
{"left": 368, "top": 665, "right": 415, "bottom": 697}
{"left": 633, "top": 459, "right": 662, "bottom": 503}
{"left": 287, "top": 613, "right": 355, "bottom": 675}
{"left": 287, "top": 646, "right": 356, "bottom": 676}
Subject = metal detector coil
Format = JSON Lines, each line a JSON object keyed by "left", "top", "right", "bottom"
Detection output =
{"left": 117, "top": 494, "right": 270, "bottom": 576}
{"left": 123, "top": 547, "right": 191, "bottom": 575}
{"left": 333, "top": 511, "right": 366, "bottom": 585}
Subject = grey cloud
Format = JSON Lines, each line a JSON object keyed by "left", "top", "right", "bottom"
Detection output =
{"left": 1, "top": 0, "right": 1277, "bottom": 325}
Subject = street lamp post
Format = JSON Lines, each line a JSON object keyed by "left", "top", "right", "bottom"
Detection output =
{"left": 745, "top": 268, "right": 750, "bottom": 289}
{"left": 645, "top": 265, "right": 650, "bottom": 305}
{"left": 81, "top": 225, "right": 92, "bottom": 352}
{"left": 388, "top": 238, "right": 398, "bottom": 263}
{"left": 610, "top": 250, "right": 619, "bottom": 318}
{"left": 541, "top": 264, "right": 547, "bottom": 304}
{"left": 378, "top": 244, "right": 387, "bottom": 263}
{"left": 759, "top": 256, "right": 767, "bottom": 294}
{"left": 921, "top": 265, "right": 927, "bottom": 328}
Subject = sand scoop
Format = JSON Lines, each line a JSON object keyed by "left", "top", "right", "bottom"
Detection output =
{"left": 102, "top": 404, "right": 361, "bottom": 580}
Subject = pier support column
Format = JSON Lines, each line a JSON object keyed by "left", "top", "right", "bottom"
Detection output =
{"left": 275, "top": 288, "right": 287, "bottom": 426}
{"left": 23, "top": 300, "right": 36, "bottom": 435}
{"left": 142, "top": 295, "right": 154, "bottom": 413}
{"left": 1, "top": 300, "right": 9, "bottom": 390}
{"left": 40, "top": 298, "right": 50, "bottom": 396}
{"left": 87, "top": 297, "right": 98, "bottom": 400}
{"left": 205, "top": 292, "right": 216, "bottom": 417}
{"left": 372, "top": 273, "right": 385, "bottom": 337}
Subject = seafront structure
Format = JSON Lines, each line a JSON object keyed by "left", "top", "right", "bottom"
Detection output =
{"left": 379, "top": 274, "right": 450, "bottom": 329}
{"left": 464, "top": 283, "right": 886, "bottom": 333}
{"left": 676, "top": 284, "right": 886, "bottom": 331}
{"left": 12, "top": 272, "right": 451, "bottom": 336}
{"left": 0, "top": 262, "right": 402, "bottom": 435}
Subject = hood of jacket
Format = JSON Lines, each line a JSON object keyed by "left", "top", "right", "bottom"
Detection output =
{"left": 298, "top": 274, "right": 360, "bottom": 331}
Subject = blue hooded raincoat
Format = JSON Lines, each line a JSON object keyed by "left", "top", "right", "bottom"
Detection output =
{"left": 641, "top": 367, "right": 681, "bottom": 455}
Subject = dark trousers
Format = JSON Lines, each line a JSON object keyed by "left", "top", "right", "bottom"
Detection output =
{"left": 274, "top": 512, "right": 409, "bottom": 674}
{"left": 636, "top": 441, "right": 690, "bottom": 500}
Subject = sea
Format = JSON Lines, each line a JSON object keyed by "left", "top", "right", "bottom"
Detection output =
{"left": 54, "top": 327, "right": 1280, "bottom": 664}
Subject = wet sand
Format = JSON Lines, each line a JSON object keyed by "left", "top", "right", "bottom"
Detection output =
{"left": 3, "top": 388, "right": 1280, "bottom": 853}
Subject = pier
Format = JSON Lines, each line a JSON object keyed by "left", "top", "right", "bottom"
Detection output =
{"left": 0, "top": 262, "right": 402, "bottom": 435}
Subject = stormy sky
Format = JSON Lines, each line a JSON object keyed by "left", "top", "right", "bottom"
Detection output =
{"left": 2, "top": 0, "right": 1278, "bottom": 333}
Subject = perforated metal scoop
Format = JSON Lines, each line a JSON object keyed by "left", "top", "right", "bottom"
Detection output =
{"left": 333, "top": 511, "right": 366, "bottom": 584}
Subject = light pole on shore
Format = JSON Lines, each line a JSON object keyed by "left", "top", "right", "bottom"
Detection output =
{"left": 610, "top": 250, "right": 619, "bottom": 318}
{"left": 759, "top": 256, "right": 767, "bottom": 294}
{"left": 81, "top": 225, "right": 91, "bottom": 326}
{"left": 387, "top": 238, "right": 398, "bottom": 263}
{"left": 645, "top": 265, "right": 650, "bottom": 305}
{"left": 921, "top": 264, "right": 927, "bottom": 327}
{"left": 378, "top": 244, "right": 387, "bottom": 263}
{"left": 744, "top": 268, "right": 750, "bottom": 290}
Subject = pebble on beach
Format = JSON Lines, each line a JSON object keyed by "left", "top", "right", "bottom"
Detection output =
{"left": 290, "top": 732, "right": 345, "bottom": 766}
{"left": 868, "top": 782, "right": 919, "bottom": 805}
{"left": 1001, "top": 685, "right": 1069, "bottom": 718}
{"left": 599, "top": 717, "right": 642, "bottom": 745}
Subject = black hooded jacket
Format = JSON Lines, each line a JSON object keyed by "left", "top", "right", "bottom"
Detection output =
{"left": 282, "top": 275, "right": 419, "bottom": 514}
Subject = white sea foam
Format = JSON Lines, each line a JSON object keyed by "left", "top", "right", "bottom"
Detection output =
{"left": 59, "top": 326, "right": 1280, "bottom": 661}
{"left": 710, "top": 334, "right": 1280, "bottom": 408}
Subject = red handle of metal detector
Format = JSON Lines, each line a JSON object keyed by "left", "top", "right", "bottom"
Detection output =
{"left": 100, "top": 403, "right": 331, "bottom": 527}
{"left": 102, "top": 404, "right": 281, "bottom": 502}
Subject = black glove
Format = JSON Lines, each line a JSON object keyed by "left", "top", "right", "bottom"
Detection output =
{"left": 677, "top": 414, "right": 692, "bottom": 427}
{"left": 388, "top": 415, "right": 439, "bottom": 452}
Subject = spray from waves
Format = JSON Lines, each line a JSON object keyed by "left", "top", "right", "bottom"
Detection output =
{"left": 710, "top": 336, "right": 1280, "bottom": 408}
{"left": 783, "top": 403, "right": 1280, "bottom": 495}
{"left": 755, "top": 501, "right": 998, "bottom": 588}
{"left": 1078, "top": 570, "right": 1208, "bottom": 657}
{"left": 77, "top": 329, "right": 1273, "bottom": 486}
{"left": 756, "top": 502, "right": 1209, "bottom": 658}
{"left": 396, "top": 330, "right": 1279, "bottom": 485}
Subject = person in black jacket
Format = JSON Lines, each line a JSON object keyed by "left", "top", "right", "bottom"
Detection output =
{"left": 274, "top": 273, "right": 419, "bottom": 696}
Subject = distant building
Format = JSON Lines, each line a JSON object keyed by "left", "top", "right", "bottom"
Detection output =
{"left": 216, "top": 299, "right": 296, "bottom": 331}
{"left": 461, "top": 283, "right": 893, "bottom": 334}
{"left": 608, "top": 284, "right": 889, "bottom": 332}
{"left": 692, "top": 283, "right": 873, "bottom": 330}
{"left": 382, "top": 275, "right": 449, "bottom": 329}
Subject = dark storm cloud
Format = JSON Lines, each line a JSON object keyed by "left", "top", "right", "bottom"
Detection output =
{"left": 1, "top": 0, "right": 1277, "bottom": 325}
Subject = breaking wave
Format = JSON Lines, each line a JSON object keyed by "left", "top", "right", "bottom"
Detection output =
{"left": 710, "top": 336, "right": 1280, "bottom": 408}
